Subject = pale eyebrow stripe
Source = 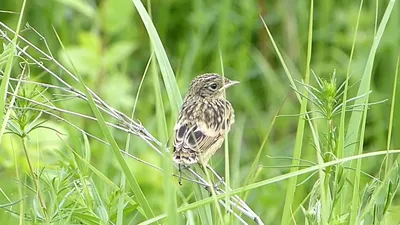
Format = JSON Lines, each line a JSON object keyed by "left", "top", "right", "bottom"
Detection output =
{"left": 203, "top": 75, "right": 217, "bottom": 81}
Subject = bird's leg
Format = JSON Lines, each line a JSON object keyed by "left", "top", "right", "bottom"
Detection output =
{"left": 178, "top": 164, "right": 182, "bottom": 185}
{"left": 178, "top": 164, "right": 191, "bottom": 185}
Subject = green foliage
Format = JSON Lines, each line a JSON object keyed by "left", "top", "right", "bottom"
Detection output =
{"left": 1, "top": 0, "right": 400, "bottom": 224}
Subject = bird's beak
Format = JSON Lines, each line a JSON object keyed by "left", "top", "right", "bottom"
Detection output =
{"left": 221, "top": 80, "right": 240, "bottom": 90}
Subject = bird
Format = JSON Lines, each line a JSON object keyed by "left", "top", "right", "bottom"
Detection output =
{"left": 172, "top": 73, "right": 239, "bottom": 184}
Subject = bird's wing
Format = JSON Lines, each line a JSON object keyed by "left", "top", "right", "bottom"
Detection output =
{"left": 173, "top": 100, "right": 234, "bottom": 164}
{"left": 173, "top": 119, "right": 221, "bottom": 163}
{"left": 185, "top": 120, "right": 221, "bottom": 152}
{"left": 173, "top": 114, "right": 231, "bottom": 163}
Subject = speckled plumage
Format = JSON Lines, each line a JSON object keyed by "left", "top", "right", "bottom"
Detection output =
{"left": 173, "top": 73, "right": 238, "bottom": 167}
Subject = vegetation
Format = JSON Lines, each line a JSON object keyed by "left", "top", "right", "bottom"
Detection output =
{"left": 0, "top": 0, "right": 400, "bottom": 224}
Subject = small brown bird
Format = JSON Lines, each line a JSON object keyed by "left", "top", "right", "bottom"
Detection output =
{"left": 173, "top": 73, "right": 239, "bottom": 183}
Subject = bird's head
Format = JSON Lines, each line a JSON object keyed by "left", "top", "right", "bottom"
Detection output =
{"left": 188, "top": 73, "right": 239, "bottom": 98}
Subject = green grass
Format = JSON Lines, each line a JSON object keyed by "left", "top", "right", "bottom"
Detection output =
{"left": 54, "top": 29, "right": 156, "bottom": 220}
{"left": 1, "top": 0, "right": 400, "bottom": 224}
{"left": 0, "top": 0, "right": 26, "bottom": 143}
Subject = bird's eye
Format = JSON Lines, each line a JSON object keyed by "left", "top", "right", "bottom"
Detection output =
{"left": 210, "top": 83, "right": 218, "bottom": 90}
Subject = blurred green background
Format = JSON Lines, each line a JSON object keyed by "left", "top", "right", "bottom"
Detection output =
{"left": 1, "top": 0, "right": 400, "bottom": 224}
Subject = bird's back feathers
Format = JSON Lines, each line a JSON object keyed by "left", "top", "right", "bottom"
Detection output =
{"left": 173, "top": 97, "right": 234, "bottom": 165}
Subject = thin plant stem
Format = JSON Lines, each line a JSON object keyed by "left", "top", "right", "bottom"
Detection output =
{"left": 384, "top": 56, "right": 399, "bottom": 174}
{"left": 0, "top": 22, "right": 264, "bottom": 224}
{"left": 20, "top": 137, "right": 47, "bottom": 214}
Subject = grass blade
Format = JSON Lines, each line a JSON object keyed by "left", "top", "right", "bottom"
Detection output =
{"left": 346, "top": 1, "right": 397, "bottom": 224}
{"left": 384, "top": 55, "right": 399, "bottom": 173}
{"left": 130, "top": 0, "right": 182, "bottom": 115}
{"left": 0, "top": 0, "right": 26, "bottom": 143}
{"left": 345, "top": 0, "right": 397, "bottom": 157}
{"left": 280, "top": 0, "right": 313, "bottom": 223}
{"left": 139, "top": 149, "right": 400, "bottom": 225}
{"left": 53, "top": 30, "right": 156, "bottom": 221}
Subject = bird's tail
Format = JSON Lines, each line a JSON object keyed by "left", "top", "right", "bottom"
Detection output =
{"left": 173, "top": 150, "right": 198, "bottom": 165}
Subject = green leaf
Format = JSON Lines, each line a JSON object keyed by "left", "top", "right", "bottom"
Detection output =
{"left": 0, "top": 1, "right": 27, "bottom": 143}
{"left": 59, "top": 47, "right": 100, "bottom": 76}
{"left": 101, "top": 0, "right": 134, "bottom": 35}
{"left": 55, "top": 0, "right": 96, "bottom": 18}
{"left": 54, "top": 31, "right": 156, "bottom": 221}
{"left": 103, "top": 41, "right": 136, "bottom": 68}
